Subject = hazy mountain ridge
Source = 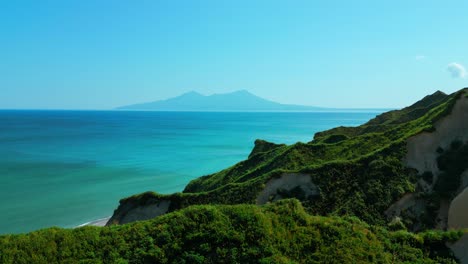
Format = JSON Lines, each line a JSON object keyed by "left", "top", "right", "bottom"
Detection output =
{"left": 117, "top": 90, "right": 326, "bottom": 111}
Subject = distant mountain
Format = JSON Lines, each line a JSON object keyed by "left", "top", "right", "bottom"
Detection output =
{"left": 117, "top": 90, "right": 325, "bottom": 111}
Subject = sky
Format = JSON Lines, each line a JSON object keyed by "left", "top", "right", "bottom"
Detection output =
{"left": 1, "top": 0, "right": 468, "bottom": 109}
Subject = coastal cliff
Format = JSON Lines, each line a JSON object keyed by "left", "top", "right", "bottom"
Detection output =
{"left": 109, "top": 88, "right": 468, "bottom": 231}
{"left": 105, "top": 88, "right": 468, "bottom": 262}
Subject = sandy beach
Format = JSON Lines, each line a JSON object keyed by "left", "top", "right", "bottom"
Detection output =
{"left": 76, "top": 217, "right": 110, "bottom": 228}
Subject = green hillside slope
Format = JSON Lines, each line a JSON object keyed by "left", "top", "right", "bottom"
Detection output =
{"left": 0, "top": 200, "right": 462, "bottom": 264}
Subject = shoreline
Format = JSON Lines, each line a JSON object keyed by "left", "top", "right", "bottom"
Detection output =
{"left": 76, "top": 217, "right": 110, "bottom": 228}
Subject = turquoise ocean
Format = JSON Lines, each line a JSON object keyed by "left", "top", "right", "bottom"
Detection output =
{"left": 0, "top": 110, "right": 382, "bottom": 234}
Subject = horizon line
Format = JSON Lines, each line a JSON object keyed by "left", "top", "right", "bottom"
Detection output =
{"left": 0, "top": 107, "right": 394, "bottom": 112}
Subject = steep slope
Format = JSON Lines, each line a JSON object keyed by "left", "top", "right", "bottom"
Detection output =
{"left": 117, "top": 90, "right": 325, "bottom": 111}
{"left": 313, "top": 90, "right": 450, "bottom": 139}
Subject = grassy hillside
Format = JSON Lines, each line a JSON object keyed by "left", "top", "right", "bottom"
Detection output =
{"left": 0, "top": 200, "right": 462, "bottom": 264}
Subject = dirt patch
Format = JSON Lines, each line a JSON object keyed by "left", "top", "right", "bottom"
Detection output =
{"left": 256, "top": 173, "right": 319, "bottom": 205}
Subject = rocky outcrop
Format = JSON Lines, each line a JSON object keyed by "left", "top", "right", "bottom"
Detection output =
{"left": 107, "top": 194, "right": 170, "bottom": 225}
{"left": 256, "top": 173, "right": 319, "bottom": 205}
{"left": 248, "top": 139, "right": 285, "bottom": 158}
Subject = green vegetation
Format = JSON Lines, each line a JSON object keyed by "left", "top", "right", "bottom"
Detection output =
{"left": 248, "top": 139, "right": 286, "bottom": 158}
{"left": 0, "top": 200, "right": 463, "bottom": 263}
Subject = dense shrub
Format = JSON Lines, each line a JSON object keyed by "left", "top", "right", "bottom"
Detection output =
{"left": 0, "top": 200, "right": 462, "bottom": 263}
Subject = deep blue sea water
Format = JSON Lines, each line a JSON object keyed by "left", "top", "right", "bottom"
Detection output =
{"left": 0, "top": 110, "right": 382, "bottom": 234}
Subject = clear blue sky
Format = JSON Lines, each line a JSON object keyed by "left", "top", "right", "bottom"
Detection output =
{"left": 1, "top": 0, "right": 467, "bottom": 109}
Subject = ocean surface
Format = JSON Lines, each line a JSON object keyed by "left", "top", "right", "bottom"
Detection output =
{"left": 0, "top": 110, "right": 383, "bottom": 234}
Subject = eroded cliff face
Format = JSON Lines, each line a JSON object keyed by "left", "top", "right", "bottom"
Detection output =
{"left": 386, "top": 93, "right": 468, "bottom": 227}
{"left": 256, "top": 173, "right": 319, "bottom": 205}
{"left": 107, "top": 197, "right": 170, "bottom": 225}
{"left": 388, "top": 92, "right": 468, "bottom": 263}
{"left": 447, "top": 169, "right": 468, "bottom": 264}
{"left": 405, "top": 94, "right": 468, "bottom": 187}
{"left": 389, "top": 92, "right": 468, "bottom": 208}
{"left": 448, "top": 186, "right": 468, "bottom": 229}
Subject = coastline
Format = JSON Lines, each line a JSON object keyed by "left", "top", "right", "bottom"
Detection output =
{"left": 0, "top": 111, "right": 378, "bottom": 234}
{"left": 76, "top": 217, "right": 110, "bottom": 228}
